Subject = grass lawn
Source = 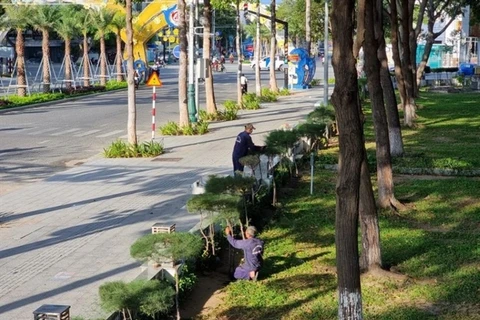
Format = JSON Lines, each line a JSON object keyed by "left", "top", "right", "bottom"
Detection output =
{"left": 207, "top": 91, "right": 480, "bottom": 319}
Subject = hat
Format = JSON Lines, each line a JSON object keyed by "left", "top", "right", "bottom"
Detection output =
{"left": 245, "top": 123, "right": 256, "bottom": 130}
{"left": 245, "top": 226, "right": 257, "bottom": 237}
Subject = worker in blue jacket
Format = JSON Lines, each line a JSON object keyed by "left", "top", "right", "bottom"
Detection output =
{"left": 232, "top": 123, "right": 264, "bottom": 174}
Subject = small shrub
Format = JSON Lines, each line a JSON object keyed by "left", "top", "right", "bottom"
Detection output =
{"left": 223, "top": 99, "right": 238, "bottom": 109}
{"left": 242, "top": 93, "right": 261, "bottom": 110}
{"left": 105, "top": 80, "right": 128, "bottom": 90}
{"left": 278, "top": 88, "right": 290, "bottom": 96}
{"left": 196, "top": 121, "right": 209, "bottom": 134}
{"left": 103, "top": 140, "right": 164, "bottom": 158}
{"left": 136, "top": 140, "right": 164, "bottom": 157}
{"left": 198, "top": 110, "right": 221, "bottom": 121}
{"left": 259, "top": 88, "right": 278, "bottom": 102}
{"left": 310, "top": 78, "right": 320, "bottom": 86}
{"left": 222, "top": 105, "right": 238, "bottom": 120}
{"left": 181, "top": 124, "right": 196, "bottom": 135}
{"left": 159, "top": 121, "right": 182, "bottom": 135}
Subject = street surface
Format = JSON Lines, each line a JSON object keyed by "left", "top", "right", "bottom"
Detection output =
{"left": 0, "top": 58, "right": 332, "bottom": 195}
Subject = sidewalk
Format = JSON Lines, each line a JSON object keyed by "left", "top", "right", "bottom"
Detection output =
{"left": 0, "top": 90, "right": 322, "bottom": 320}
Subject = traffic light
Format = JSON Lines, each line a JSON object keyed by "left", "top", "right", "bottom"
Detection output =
{"left": 243, "top": 3, "right": 248, "bottom": 18}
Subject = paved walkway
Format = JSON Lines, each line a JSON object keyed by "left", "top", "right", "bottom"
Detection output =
{"left": 0, "top": 90, "right": 322, "bottom": 320}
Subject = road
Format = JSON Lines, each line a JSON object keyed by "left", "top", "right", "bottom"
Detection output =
{"left": 0, "top": 58, "right": 331, "bottom": 195}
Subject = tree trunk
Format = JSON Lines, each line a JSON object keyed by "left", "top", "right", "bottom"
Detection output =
{"left": 178, "top": 0, "right": 189, "bottom": 126}
{"left": 42, "top": 29, "right": 51, "bottom": 93}
{"left": 359, "top": 157, "right": 381, "bottom": 270}
{"left": 378, "top": 38, "right": 403, "bottom": 157}
{"left": 388, "top": 3, "right": 406, "bottom": 108}
{"left": 100, "top": 32, "right": 107, "bottom": 86}
{"left": 116, "top": 32, "right": 124, "bottom": 82}
{"left": 364, "top": 0, "right": 397, "bottom": 210}
{"left": 400, "top": 0, "right": 416, "bottom": 127}
{"left": 203, "top": 0, "right": 217, "bottom": 113}
{"left": 331, "top": 0, "right": 363, "bottom": 316}
{"left": 64, "top": 38, "right": 72, "bottom": 91}
{"left": 126, "top": 0, "right": 137, "bottom": 145}
{"left": 255, "top": 1, "right": 261, "bottom": 96}
{"left": 354, "top": 0, "right": 383, "bottom": 272}
{"left": 83, "top": 36, "right": 90, "bottom": 87}
{"left": 269, "top": 0, "right": 278, "bottom": 92}
{"left": 305, "top": 0, "right": 311, "bottom": 55}
{"left": 235, "top": 0, "right": 243, "bottom": 106}
{"left": 15, "top": 29, "right": 27, "bottom": 97}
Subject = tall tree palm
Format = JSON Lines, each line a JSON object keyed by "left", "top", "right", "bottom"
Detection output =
{"left": 108, "top": 11, "right": 126, "bottom": 82}
{"left": 90, "top": 7, "right": 115, "bottom": 86}
{"left": 31, "top": 5, "right": 59, "bottom": 93}
{"left": 178, "top": 0, "right": 189, "bottom": 126}
{"left": 203, "top": 0, "right": 217, "bottom": 114}
{"left": 269, "top": 0, "right": 278, "bottom": 92}
{"left": 76, "top": 8, "right": 93, "bottom": 87}
{"left": 125, "top": 0, "right": 137, "bottom": 145}
{"left": 55, "top": 5, "right": 81, "bottom": 91}
{"left": 0, "top": 5, "right": 31, "bottom": 97}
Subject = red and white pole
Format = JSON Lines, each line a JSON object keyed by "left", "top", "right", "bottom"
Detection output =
{"left": 151, "top": 86, "right": 156, "bottom": 140}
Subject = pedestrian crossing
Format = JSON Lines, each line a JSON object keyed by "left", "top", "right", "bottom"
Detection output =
{"left": 0, "top": 125, "right": 147, "bottom": 139}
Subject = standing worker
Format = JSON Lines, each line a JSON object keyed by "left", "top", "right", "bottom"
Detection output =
{"left": 225, "top": 225, "right": 264, "bottom": 281}
{"left": 240, "top": 73, "right": 248, "bottom": 95}
{"left": 232, "top": 123, "right": 264, "bottom": 174}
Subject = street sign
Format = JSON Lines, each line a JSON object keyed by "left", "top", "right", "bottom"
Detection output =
{"left": 172, "top": 45, "right": 181, "bottom": 59}
{"left": 146, "top": 72, "right": 162, "bottom": 87}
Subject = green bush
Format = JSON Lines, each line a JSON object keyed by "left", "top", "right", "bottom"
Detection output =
{"left": 99, "top": 279, "right": 175, "bottom": 319}
{"left": 159, "top": 121, "right": 182, "bottom": 135}
{"left": 278, "top": 88, "right": 291, "bottom": 96}
{"left": 160, "top": 120, "right": 209, "bottom": 136}
{"left": 259, "top": 88, "right": 278, "bottom": 102}
{"left": 223, "top": 99, "right": 238, "bottom": 109}
{"left": 103, "top": 140, "right": 164, "bottom": 158}
{"left": 310, "top": 78, "right": 320, "bottom": 86}
{"left": 6, "top": 92, "right": 65, "bottom": 107}
{"left": 242, "top": 93, "right": 261, "bottom": 110}
{"left": 105, "top": 80, "right": 128, "bottom": 90}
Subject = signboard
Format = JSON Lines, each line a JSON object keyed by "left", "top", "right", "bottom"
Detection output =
{"left": 172, "top": 45, "right": 181, "bottom": 59}
{"left": 146, "top": 72, "right": 162, "bottom": 87}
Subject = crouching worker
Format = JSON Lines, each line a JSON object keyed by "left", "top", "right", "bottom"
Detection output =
{"left": 225, "top": 226, "right": 264, "bottom": 280}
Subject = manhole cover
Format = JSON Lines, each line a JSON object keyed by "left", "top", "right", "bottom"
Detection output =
{"left": 152, "top": 157, "right": 183, "bottom": 162}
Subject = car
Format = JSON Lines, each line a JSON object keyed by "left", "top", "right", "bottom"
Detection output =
{"left": 250, "top": 57, "right": 284, "bottom": 71}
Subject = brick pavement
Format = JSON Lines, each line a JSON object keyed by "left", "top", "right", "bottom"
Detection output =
{"left": 0, "top": 90, "right": 321, "bottom": 320}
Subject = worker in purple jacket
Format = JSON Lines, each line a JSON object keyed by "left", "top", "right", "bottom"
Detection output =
{"left": 225, "top": 225, "right": 264, "bottom": 280}
{"left": 232, "top": 123, "right": 264, "bottom": 174}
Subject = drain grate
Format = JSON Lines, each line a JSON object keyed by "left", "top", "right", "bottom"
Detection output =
{"left": 152, "top": 157, "right": 183, "bottom": 162}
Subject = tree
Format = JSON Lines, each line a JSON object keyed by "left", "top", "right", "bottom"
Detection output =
{"left": 203, "top": 0, "right": 217, "bottom": 114}
{"left": 108, "top": 11, "right": 126, "bottom": 82}
{"left": 90, "top": 7, "right": 115, "bottom": 86}
{"left": 55, "top": 5, "right": 81, "bottom": 91}
{"left": 125, "top": 0, "right": 137, "bottom": 145}
{"left": 30, "top": 5, "right": 59, "bottom": 93}
{"left": 255, "top": 0, "right": 262, "bottom": 96}
{"left": 99, "top": 280, "right": 175, "bottom": 320}
{"left": 415, "top": 0, "right": 464, "bottom": 92}
{"left": 76, "top": 8, "right": 93, "bottom": 87}
{"left": 330, "top": 0, "right": 364, "bottom": 317}
{"left": 235, "top": 0, "right": 244, "bottom": 106}
{"left": 305, "top": 0, "right": 311, "bottom": 54}
{"left": 0, "top": 5, "right": 31, "bottom": 97}
{"left": 130, "top": 232, "right": 203, "bottom": 320}
{"left": 269, "top": 0, "right": 279, "bottom": 92}
{"left": 178, "top": 0, "right": 189, "bottom": 126}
